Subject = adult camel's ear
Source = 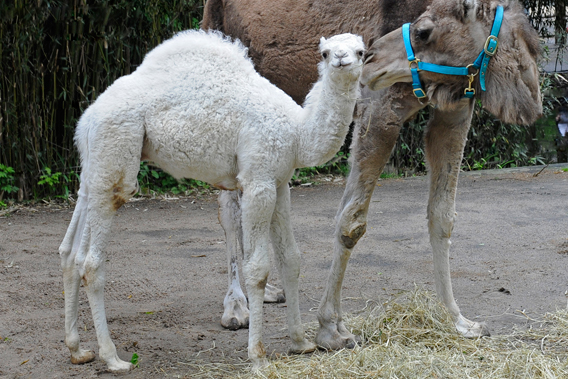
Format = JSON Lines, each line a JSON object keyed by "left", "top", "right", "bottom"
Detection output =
{"left": 478, "top": 6, "right": 543, "bottom": 125}
{"left": 461, "top": 0, "right": 478, "bottom": 22}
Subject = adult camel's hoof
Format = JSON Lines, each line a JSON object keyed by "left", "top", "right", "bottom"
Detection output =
{"left": 70, "top": 349, "right": 96, "bottom": 365}
{"left": 264, "top": 283, "right": 286, "bottom": 303}
{"left": 315, "top": 321, "right": 360, "bottom": 351}
{"left": 455, "top": 315, "right": 491, "bottom": 338}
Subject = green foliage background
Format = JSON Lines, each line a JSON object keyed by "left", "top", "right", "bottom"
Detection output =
{"left": 1, "top": 0, "right": 202, "bottom": 201}
{"left": 0, "top": 0, "right": 566, "bottom": 202}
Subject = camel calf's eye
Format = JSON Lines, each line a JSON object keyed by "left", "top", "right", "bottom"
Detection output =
{"left": 322, "top": 51, "right": 329, "bottom": 59}
{"left": 357, "top": 50, "right": 364, "bottom": 57}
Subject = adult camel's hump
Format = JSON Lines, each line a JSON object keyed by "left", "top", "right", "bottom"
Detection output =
{"left": 202, "top": 0, "right": 429, "bottom": 104}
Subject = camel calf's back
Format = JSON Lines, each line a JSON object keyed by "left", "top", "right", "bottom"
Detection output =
{"left": 75, "top": 31, "right": 300, "bottom": 192}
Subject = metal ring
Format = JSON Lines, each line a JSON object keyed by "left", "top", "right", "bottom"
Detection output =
{"left": 466, "top": 64, "right": 479, "bottom": 77}
{"left": 408, "top": 59, "right": 420, "bottom": 70}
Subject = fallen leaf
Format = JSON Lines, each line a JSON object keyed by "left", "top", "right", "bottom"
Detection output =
{"left": 191, "top": 254, "right": 206, "bottom": 258}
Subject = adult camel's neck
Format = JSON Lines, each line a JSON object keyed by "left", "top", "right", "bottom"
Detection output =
{"left": 295, "top": 76, "right": 359, "bottom": 168}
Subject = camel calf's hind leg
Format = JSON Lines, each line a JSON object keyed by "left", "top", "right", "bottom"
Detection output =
{"left": 424, "top": 104, "right": 490, "bottom": 338}
{"left": 82, "top": 208, "right": 133, "bottom": 372}
{"left": 60, "top": 142, "right": 140, "bottom": 372}
{"left": 218, "top": 190, "right": 250, "bottom": 330}
{"left": 59, "top": 182, "right": 96, "bottom": 365}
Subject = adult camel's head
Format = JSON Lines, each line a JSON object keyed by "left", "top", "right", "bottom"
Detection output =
{"left": 362, "top": 0, "right": 542, "bottom": 125}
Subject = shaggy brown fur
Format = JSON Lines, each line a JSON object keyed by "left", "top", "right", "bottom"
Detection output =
{"left": 202, "top": 0, "right": 543, "bottom": 352}
{"left": 362, "top": 0, "right": 541, "bottom": 124}
{"left": 202, "top": 0, "right": 541, "bottom": 123}
{"left": 202, "top": 0, "right": 429, "bottom": 104}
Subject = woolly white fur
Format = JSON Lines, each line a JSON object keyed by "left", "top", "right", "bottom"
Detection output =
{"left": 60, "top": 29, "right": 365, "bottom": 372}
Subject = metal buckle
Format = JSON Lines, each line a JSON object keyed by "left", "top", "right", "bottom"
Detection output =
{"left": 484, "top": 35, "right": 498, "bottom": 56}
{"left": 464, "top": 88, "right": 475, "bottom": 97}
{"left": 408, "top": 59, "right": 421, "bottom": 70}
{"left": 413, "top": 88, "right": 427, "bottom": 98}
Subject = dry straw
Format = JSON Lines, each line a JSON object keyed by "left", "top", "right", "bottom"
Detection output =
{"left": 182, "top": 288, "right": 568, "bottom": 378}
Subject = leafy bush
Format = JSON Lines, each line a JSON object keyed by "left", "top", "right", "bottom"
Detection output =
{"left": 1, "top": 0, "right": 202, "bottom": 200}
{"left": 138, "top": 162, "right": 209, "bottom": 196}
{"left": 0, "top": 164, "right": 19, "bottom": 207}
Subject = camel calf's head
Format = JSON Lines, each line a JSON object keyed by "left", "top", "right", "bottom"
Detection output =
{"left": 318, "top": 33, "right": 366, "bottom": 85}
{"left": 362, "top": 0, "right": 542, "bottom": 125}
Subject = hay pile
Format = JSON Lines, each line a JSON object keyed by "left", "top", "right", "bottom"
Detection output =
{"left": 185, "top": 288, "right": 568, "bottom": 378}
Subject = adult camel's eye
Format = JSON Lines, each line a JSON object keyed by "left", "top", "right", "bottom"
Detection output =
{"left": 416, "top": 28, "right": 432, "bottom": 42}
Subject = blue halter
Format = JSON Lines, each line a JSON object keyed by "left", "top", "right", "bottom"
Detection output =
{"left": 402, "top": 5, "right": 504, "bottom": 100}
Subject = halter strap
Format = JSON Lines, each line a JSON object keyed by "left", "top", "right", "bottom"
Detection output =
{"left": 473, "top": 5, "right": 504, "bottom": 91}
{"left": 402, "top": 5, "right": 504, "bottom": 99}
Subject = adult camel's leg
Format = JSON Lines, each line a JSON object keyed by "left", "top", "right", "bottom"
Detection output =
{"left": 269, "top": 182, "right": 316, "bottom": 354}
{"left": 424, "top": 102, "right": 491, "bottom": 338}
{"left": 316, "top": 85, "right": 424, "bottom": 349}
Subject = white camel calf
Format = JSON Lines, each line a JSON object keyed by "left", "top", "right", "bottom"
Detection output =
{"left": 59, "top": 30, "right": 365, "bottom": 371}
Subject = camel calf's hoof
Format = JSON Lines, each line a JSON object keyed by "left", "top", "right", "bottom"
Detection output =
{"left": 221, "top": 299, "right": 250, "bottom": 330}
{"left": 264, "top": 283, "right": 286, "bottom": 303}
{"left": 455, "top": 315, "right": 491, "bottom": 338}
{"left": 222, "top": 316, "right": 249, "bottom": 330}
{"left": 251, "top": 357, "right": 270, "bottom": 372}
{"left": 70, "top": 349, "right": 96, "bottom": 365}
{"left": 289, "top": 339, "right": 317, "bottom": 355}
{"left": 108, "top": 362, "right": 134, "bottom": 373}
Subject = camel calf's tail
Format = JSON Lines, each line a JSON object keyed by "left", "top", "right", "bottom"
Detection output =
{"left": 59, "top": 116, "right": 91, "bottom": 274}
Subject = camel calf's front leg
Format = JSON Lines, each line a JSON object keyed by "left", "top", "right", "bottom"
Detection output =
{"left": 424, "top": 103, "right": 490, "bottom": 338}
{"left": 239, "top": 182, "right": 278, "bottom": 369}
{"left": 269, "top": 183, "right": 316, "bottom": 354}
{"left": 218, "top": 191, "right": 286, "bottom": 330}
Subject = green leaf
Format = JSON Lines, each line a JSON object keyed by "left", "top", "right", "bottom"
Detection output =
{"left": 130, "top": 352, "right": 139, "bottom": 367}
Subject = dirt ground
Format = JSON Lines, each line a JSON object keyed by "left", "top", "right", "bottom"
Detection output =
{"left": 1, "top": 166, "right": 567, "bottom": 378}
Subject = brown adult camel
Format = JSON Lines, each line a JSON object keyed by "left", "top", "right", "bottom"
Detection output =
{"left": 202, "top": 0, "right": 542, "bottom": 351}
